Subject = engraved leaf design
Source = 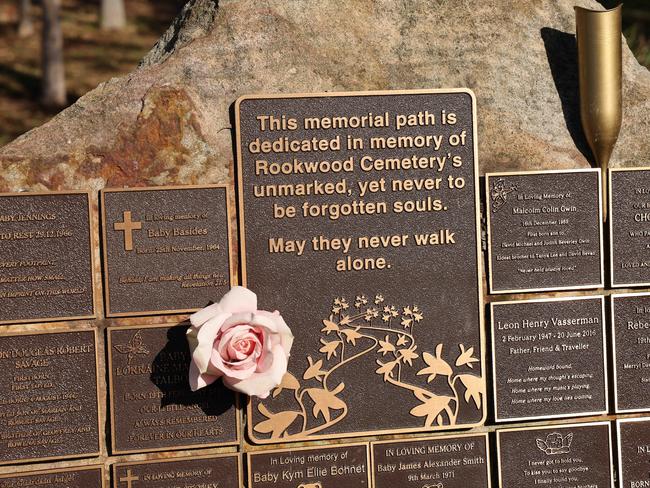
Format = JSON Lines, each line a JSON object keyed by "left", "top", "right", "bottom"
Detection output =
{"left": 306, "top": 383, "right": 346, "bottom": 422}
{"left": 319, "top": 339, "right": 341, "bottom": 359}
{"left": 304, "top": 356, "right": 326, "bottom": 382}
{"left": 113, "top": 330, "right": 149, "bottom": 364}
{"left": 375, "top": 359, "right": 399, "bottom": 381}
{"left": 398, "top": 347, "right": 419, "bottom": 366}
{"left": 396, "top": 335, "right": 408, "bottom": 346}
{"left": 340, "top": 328, "right": 363, "bottom": 345}
{"left": 272, "top": 372, "right": 301, "bottom": 398}
{"left": 339, "top": 315, "right": 351, "bottom": 326}
{"left": 378, "top": 335, "right": 396, "bottom": 356}
{"left": 409, "top": 394, "right": 453, "bottom": 427}
{"left": 458, "top": 374, "right": 484, "bottom": 409}
{"left": 456, "top": 344, "right": 479, "bottom": 369}
{"left": 417, "top": 344, "right": 453, "bottom": 382}
{"left": 254, "top": 404, "right": 300, "bottom": 438}
{"left": 321, "top": 319, "right": 340, "bottom": 334}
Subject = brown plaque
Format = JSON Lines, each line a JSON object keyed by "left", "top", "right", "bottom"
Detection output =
{"left": 609, "top": 167, "right": 650, "bottom": 287}
{"left": 0, "top": 329, "right": 100, "bottom": 465}
{"left": 486, "top": 170, "right": 604, "bottom": 294}
{"left": 617, "top": 418, "right": 650, "bottom": 488}
{"left": 113, "top": 453, "right": 241, "bottom": 488}
{"left": 491, "top": 296, "right": 607, "bottom": 422}
{"left": 611, "top": 292, "right": 650, "bottom": 413}
{"left": 236, "top": 90, "right": 486, "bottom": 443}
{"left": 248, "top": 442, "right": 370, "bottom": 488}
{"left": 0, "top": 466, "right": 104, "bottom": 488}
{"left": 107, "top": 323, "right": 239, "bottom": 454}
{"left": 101, "top": 186, "right": 233, "bottom": 317}
{"left": 371, "top": 433, "right": 490, "bottom": 488}
{"left": 497, "top": 422, "right": 614, "bottom": 488}
{"left": 0, "top": 191, "right": 96, "bottom": 324}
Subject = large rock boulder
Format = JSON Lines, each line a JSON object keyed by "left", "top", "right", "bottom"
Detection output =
{"left": 0, "top": 0, "right": 648, "bottom": 192}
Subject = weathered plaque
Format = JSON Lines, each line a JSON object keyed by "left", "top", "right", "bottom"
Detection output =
{"left": 617, "top": 418, "right": 650, "bottom": 488}
{"left": 497, "top": 422, "right": 613, "bottom": 488}
{"left": 248, "top": 442, "right": 370, "bottom": 488}
{"left": 237, "top": 90, "right": 485, "bottom": 443}
{"left": 0, "top": 329, "right": 100, "bottom": 465}
{"left": 0, "top": 191, "right": 96, "bottom": 324}
{"left": 610, "top": 167, "right": 650, "bottom": 287}
{"left": 101, "top": 186, "right": 233, "bottom": 317}
{"left": 491, "top": 296, "right": 607, "bottom": 422}
{"left": 611, "top": 292, "right": 650, "bottom": 413}
{"left": 0, "top": 466, "right": 104, "bottom": 488}
{"left": 371, "top": 433, "right": 490, "bottom": 488}
{"left": 113, "top": 453, "right": 241, "bottom": 488}
{"left": 107, "top": 323, "right": 239, "bottom": 454}
{"left": 486, "top": 170, "right": 603, "bottom": 293}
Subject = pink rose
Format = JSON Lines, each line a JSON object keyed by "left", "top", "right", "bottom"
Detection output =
{"left": 186, "top": 286, "right": 293, "bottom": 399}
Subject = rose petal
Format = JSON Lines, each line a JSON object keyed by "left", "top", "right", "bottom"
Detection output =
{"left": 217, "top": 286, "right": 257, "bottom": 314}
{"left": 189, "top": 360, "right": 220, "bottom": 392}
{"left": 224, "top": 344, "right": 289, "bottom": 398}
{"left": 187, "top": 311, "right": 231, "bottom": 374}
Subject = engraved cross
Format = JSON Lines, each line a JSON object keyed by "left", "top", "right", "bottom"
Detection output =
{"left": 114, "top": 211, "right": 142, "bottom": 251}
{"left": 119, "top": 469, "right": 139, "bottom": 488}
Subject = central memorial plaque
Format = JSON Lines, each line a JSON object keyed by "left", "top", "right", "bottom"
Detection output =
{"left": 236, "top": 90, "right": 485, "bottom": 442}
{"left": 107, "top": 324, "right": 239, "bottom": 454}
{"left": 0, "top": 329, "right": 100, "bottom": 465}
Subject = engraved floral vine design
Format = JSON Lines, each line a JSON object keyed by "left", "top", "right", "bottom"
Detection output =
{"left": 254, "top": 294, "right": 485, "bottom": 440}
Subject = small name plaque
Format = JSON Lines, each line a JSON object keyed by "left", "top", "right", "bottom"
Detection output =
{"left": 0, "top": 329, "right": 100, "bottom": 465}
{"left": 610, "top": 168, "right": 650, "bottom": 287}
{"left": 486, "top": 170, "right": 603, "bottom": 293}
{"left": 0, "top": 191, "right": 96, "bottom": 324}
{"left": 371, "top": 433, "right": 490, "bottom": 488}
{"left": 617, "top": 418, "right": 650, "bottom": 488}
{"left": 611, "top": 292, "right": 650, "bottom": 412}
{"left": 113, "top": 454, "right": 241, "bottom": 488}
{"left": 101, "top": 186, "right": 233, "bottom": 317}
{"left": 107, "top": 324, "right": 239, "bottom": 454}
{"left": 248, "top": 443, "right": 370, "bottom": 488}
{"left": 491, "top": 296, "right": 607, "bottom": 422}
{"left": 0, "top": 466, "right": 104, "bottom": 488}
{"left": 497, "top": 422, "right": 613, "bottom": 488}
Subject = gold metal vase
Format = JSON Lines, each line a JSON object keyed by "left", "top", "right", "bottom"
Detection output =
{"left": 575, "top": 4, "right": 622, "bottom": 220}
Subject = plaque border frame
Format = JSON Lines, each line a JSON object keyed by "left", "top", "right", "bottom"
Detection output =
{"left": 106, "top": 323, "right": 242, "bottom": 455}
{"left": 490, "top": 295, "right": 609, "bottom": 423}
{"left": 247, "top": 441, "right": 371, "bottom": 488}
{"left": 0, "top": 190, "right": 98, "bottom": 325}
{"left": 100, "top": 185, "right": 235, "bottom": 318}
{"left": 610, "top": 291, "right": 650, "bottom": 413}
{"left": 112, "top": 452, "right": 243, "bottom": 488}
{"left": 608, "top": 166, "right": 650, "bottom": 288}
{"left": 234, "top": 88, "right": 487, "bottom": 443}
{"left": 370, "top": 432, "right": 492, "bottom": 488}
{"left": 0, "top": 465, "right": 105, "bottom": 487}
{"left": 0, "top": 327, "right": 102, "bottom": 466}
{"left": 616, "top": 417, "right": 650, "bottom": 488}
{"left": 485, "top": 168, "right": 605, "bottom": 294}
{"left": 496, "top": 421, "right": 614, "bottom": 488}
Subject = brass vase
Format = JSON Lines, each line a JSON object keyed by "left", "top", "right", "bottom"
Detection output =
{"left": 575, "top": 4, "right": 622, "bottom": 220}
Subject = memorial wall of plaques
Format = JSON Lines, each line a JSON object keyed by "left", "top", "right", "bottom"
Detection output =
{"left": 0, "top": 89, "right": 648, "bottom": 487}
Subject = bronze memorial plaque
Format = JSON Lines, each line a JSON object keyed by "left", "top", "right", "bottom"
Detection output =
{"left": 107, "top": 324, "right": 239, "bottom": 454}
{"left": 611, "top": 292, "right": 650, "bottom": 413}
{"left": 248, "top": 442, "right": 370, "bottom": 488}
{"left": 617, "top": 418, "right": 650, "bottom": 488}
{"left": 486, "top": 169, "right": 603, "bottom": 293}
{"left": 491, "top": 296, "right": 607, "bottom": 422}
{"left": 0, "top": 466, "right": 104, "bottom": 488}
{"left": 113, "top": 453, "right": 241, "bottom": 488}
{"left": 610, "top": 168, "right": 650, "bottom": 287}
{"left": 101, "top": 186, "right": 233, "bottom": 317}
{"left": 236, "top": 89, "right": 485, "bottom": 443}
{"left": 0, "top": 191, "right": 96, "bottom": 324}
{"left": 0, "top": 329, "right": 100, "bottom": 465}
{"left": 371, "top": 433, "right": 490, "bottom": 488}
{"left": 497, "top": 422, "right": 614, "bottom": 488}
